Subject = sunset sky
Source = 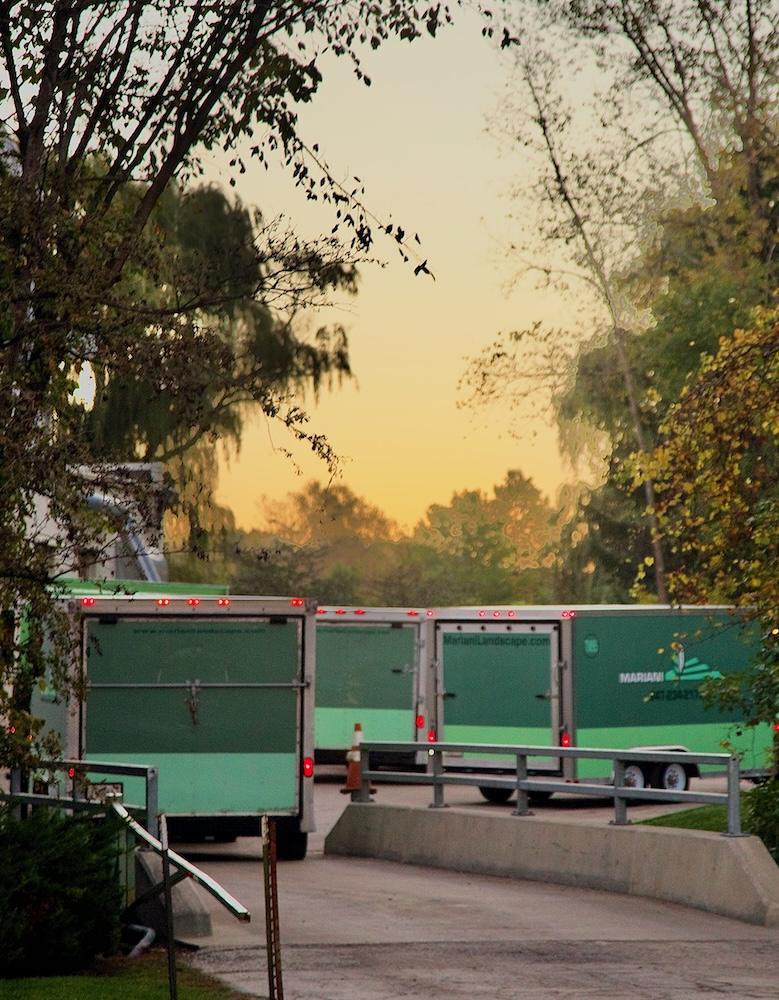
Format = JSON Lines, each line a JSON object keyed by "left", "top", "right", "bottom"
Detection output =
{"left": 212, "top": 9, "right": 585, "bottom": 533}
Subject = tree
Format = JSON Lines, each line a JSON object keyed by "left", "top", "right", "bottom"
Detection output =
{"left": 641, "top": 306, "right": 779, "bottom": 770}
{"left": 407, "top": 470, "right": 557, "bottom": 604}
{"left": 229, "top": 481, "right": 401, "bottom": 603}
{"left": 0, "top": 0, "right": 505, "bottom": 768}
{"left": 462, "top": 1, "right": 778, "bottom": 600}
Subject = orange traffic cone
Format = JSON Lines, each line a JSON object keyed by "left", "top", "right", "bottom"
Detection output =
{"left": 341, "top": 723, "right": 375, "bottom": 797}
{"left": 341, "top": 722, "right": 364, "bottom": 794}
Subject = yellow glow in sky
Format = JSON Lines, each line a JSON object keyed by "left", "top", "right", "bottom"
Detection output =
{"left": 213, "top": 12, "right": 575, "bottom": 533}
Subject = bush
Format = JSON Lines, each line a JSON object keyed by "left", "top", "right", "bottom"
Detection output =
{"left": 0, "top": 803, "right": 126, "bottom": 977}
{"left": 743, "top": 780, "right": 779, "bottom": 861}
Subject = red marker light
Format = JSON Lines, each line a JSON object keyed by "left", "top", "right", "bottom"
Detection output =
{"left": 426, "top": 609, "right": 435, "bottom": 618}
{"left": 67, "top": 767, "right": 76, "bottom": 779}
{"left": 507, "top": 610, "right": 516, "bottom": 618}
{"left": 427, "top": 728, "right": 437, "bottom": 743}
{"left": 289, "top": 598, "right": 305, "bottom": 607}
{"left": 560, "top": 730, "right": 572, "bottom": 748}
{"left": 187, "top": 598, "right": 200, "bottom": 607}
{"left": 217, "top": 598, "right": 231, "bottom": 607}
{"left": 478, "top": 610, "right": 487, "bottom": 618}
{"left": 774, "top": 722, "right": 779, "bottom": 732}
{"left": 354, "top": 608, "right": 366, "bottom": 616}
{"left": 335, "top": 608, "right": 346, "bottom": 615}
{"left": 317, "top": 608, "right": 327, "bottom": 615}
{"left": 81, "top": 597, "right": 96, "bottom": 607}
{"left": 561, "top": 610, "right": 577, "bottom": 619}
{"left": 156, "top": 598, "right": 171, "bottom": 607}
{"left": 416, "top": 715, "right": 425, "bottom": 730}
{"left": 302, "top": 756, "right": 314, "bottom": 778}
{"left": 493, "top": 610, "right": 501, "bottom": 618}
{"left": 407, "top": 610, "right": 419, "bottom": 617}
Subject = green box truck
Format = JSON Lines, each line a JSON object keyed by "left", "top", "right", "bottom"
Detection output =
{"left": 36, "top": 593, "right": 316, "bottom": 858}
{"left": 429, "top": 604, "right": 771, "bottom": 800}
{"left": 314, "top": 606, "right": 434, "bottom": 767}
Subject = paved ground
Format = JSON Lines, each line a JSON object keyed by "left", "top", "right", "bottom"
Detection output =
{"left": 177, "top": 775, "right": 779, "bottom": 999}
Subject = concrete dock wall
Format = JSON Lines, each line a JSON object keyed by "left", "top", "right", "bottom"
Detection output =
{"left": 325, "top": 804, "right": 779, "bottom": 926}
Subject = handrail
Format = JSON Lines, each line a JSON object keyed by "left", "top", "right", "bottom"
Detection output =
{"left": 354, "top": 741, "right": 745, "bottom": 836}
{"left": 8, "top": 759, "right": 159, "bottom": 838}
{"left": 113, "top": 803, "right": 250, "bottom": 922}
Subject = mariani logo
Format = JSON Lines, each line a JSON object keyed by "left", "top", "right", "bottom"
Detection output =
{"left": 619, "top": 643, "right": 723, "bottom": 685}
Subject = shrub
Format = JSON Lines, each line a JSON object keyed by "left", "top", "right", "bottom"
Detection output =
{"left": 0, "top": 803, "right": 126, "bottom": 977}
{"left": 743, "top": 780, "right": 779, "bottom": 861}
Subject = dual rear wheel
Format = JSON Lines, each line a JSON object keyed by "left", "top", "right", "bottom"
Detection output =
{"left": 622, "top": 762, "right": 689, "bottom": 791}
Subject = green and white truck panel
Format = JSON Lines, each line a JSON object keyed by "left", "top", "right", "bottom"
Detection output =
{"left": 432, "top": 609, "right": 563, "bottom": 774}
{"left": 568, "top": 606, "right": 769, "bottom": 781}
{"left": 46, "top": 595, "right": 316, "bottom": 855}
{"left": 314, "top": 607, "right": 432, "bottom": 764}
{"left": 429, "top": 605, "right": 771, "bottom": 790}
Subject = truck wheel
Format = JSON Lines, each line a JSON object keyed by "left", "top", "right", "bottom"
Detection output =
{"left": 622, "top": 764, "right": 647, "bottom": 788}
{"left": 274, "top": 817, "right": 308, "bottom": 861}
{"left": 277, "top": 831, "right": 308, "bottom": 861}
{"left": 478, "top": 786, "right": 513, "bottom": 804}
{"left": 657, "top": 762, "right": 688, "bottom": 791}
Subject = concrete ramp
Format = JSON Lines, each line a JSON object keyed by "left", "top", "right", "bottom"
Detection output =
{"left": 325, "top": 803, "right": 779, "bottom": 927}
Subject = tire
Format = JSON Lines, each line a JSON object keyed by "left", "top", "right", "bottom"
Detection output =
{"left": 656, "top": 762, "right": 689, "bottom": 792}
{"left": 275, "top": 817, "right": 308, "bottom": 861}
{"left": 622, "top": 764, "right": 647, "bottom": 789}
{"left": 478, "top": 785, "right": 514, "bottom": 804}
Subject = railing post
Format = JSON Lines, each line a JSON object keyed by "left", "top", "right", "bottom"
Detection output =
{"left": 512, "top": 753, "right": 531, "bottom": 816}
{"left": 159, "top": 814, "right": 178, "bottom": 1000}
{"left": 146, "top": 767, "right": 159, "bottom": 840}
{"left": 429, "top": 748, "right": 447, "bottom": 809}
{"left": 9, "top": 767, "right": 22, "bottom": 821}
{"left": 611, "top": 757, "right": 629, "bottom": 826}
{"left": 354, "top": 748, "right": 372, "bottom": 803}
{"left": 725, "top": 756, "right": 743, "bottom": 837}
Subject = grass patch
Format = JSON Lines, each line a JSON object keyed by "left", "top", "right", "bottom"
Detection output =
{"left": 640, "top": 803, "right": 729, "bottom": 833}
{"left": 0, "top": 949, "right": 262, "bottom": 1000}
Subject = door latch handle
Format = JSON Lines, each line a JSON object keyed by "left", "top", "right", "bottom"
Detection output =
{"left": 185, "top": 680, "right": 200, "bottom": 725}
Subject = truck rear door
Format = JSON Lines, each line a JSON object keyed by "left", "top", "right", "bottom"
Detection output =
{"left": 82, "top": 616, "right": 304, "bottom": 818}
{"left": 436, "top": 622, "right": 561, "bottom": 772}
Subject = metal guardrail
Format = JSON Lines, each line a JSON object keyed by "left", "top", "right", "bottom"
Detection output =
{"left": 8, "top": 759, "right": 159, "bottom": 838}
{"left": 114, "top": 803, "right": 250, "bottom": 922}
{"left": 354, "top": 741, "right": 746, "bottom": 836}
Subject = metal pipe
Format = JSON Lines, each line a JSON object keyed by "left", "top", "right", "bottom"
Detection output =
{"left": 159, "top": 815, "right": 178, "bottom": 1000}
{"left": 726, "top": 756, "right": 743, "bottom": 836}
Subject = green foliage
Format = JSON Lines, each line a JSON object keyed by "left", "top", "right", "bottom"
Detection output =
{"left": 0, "top": 806, "right": 126, "bottom": 978}
{"left": 195, "top": 472, "right": 558, "bottom": 606}
{"left": 743, "top": 781, "right": 779, "bottom": 861}
{"left": 642, "top": 309, "right": 779, "bottom": 764}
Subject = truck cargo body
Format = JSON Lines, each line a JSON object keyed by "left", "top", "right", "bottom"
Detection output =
{"left": 567, "top": 606, "right": 768, "bottom": 783}
{"left": 314, "top": 607, "right": 432, "bottom": 766}
{"left": 430, "top": 605, "right": 771, "bottom": 789}
{"left": 36, "top": 595, "right": 316, "bottom": 857}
